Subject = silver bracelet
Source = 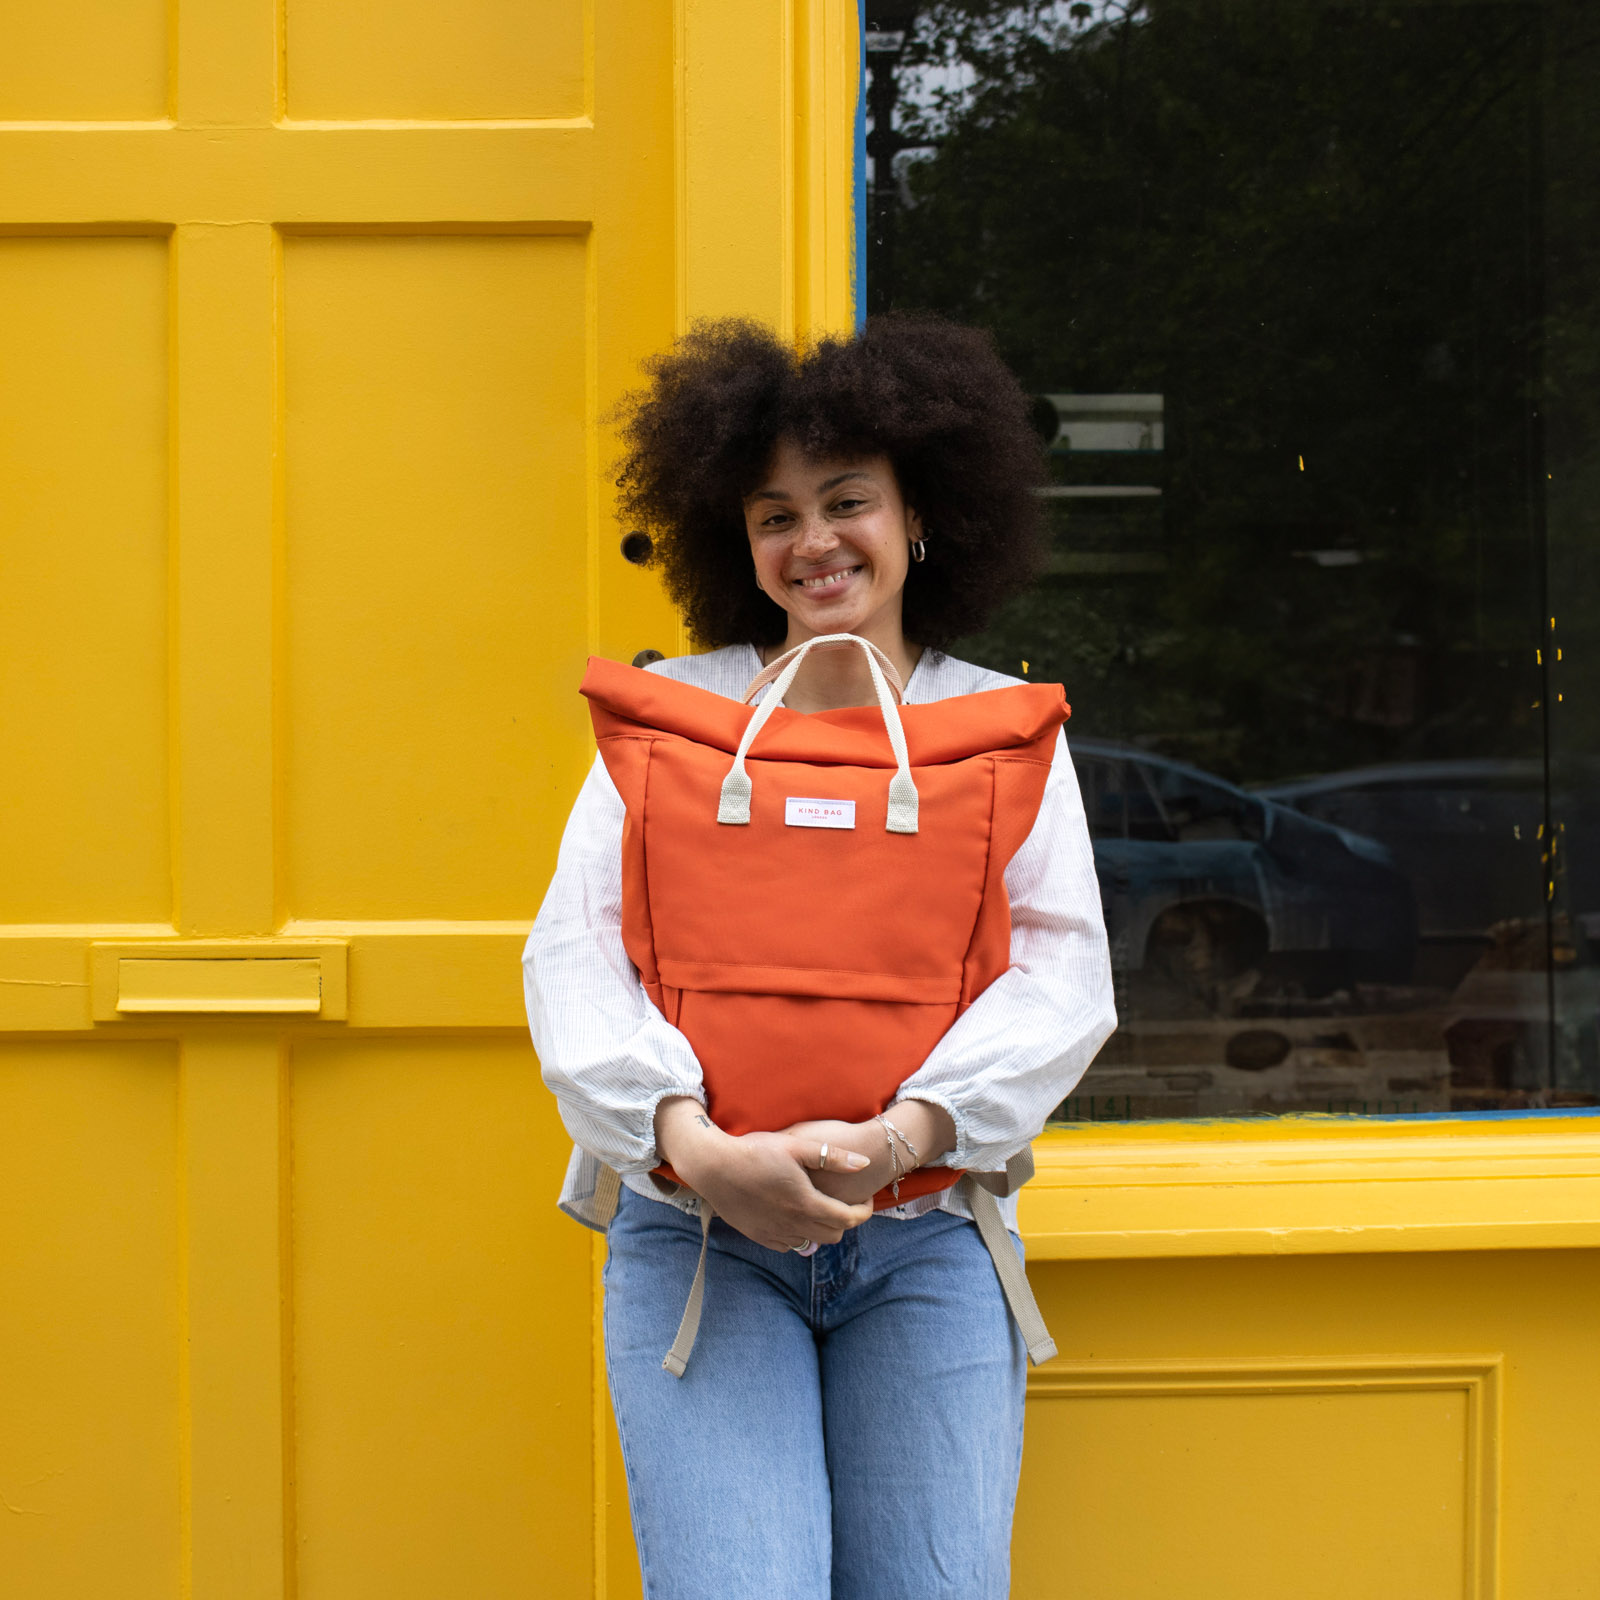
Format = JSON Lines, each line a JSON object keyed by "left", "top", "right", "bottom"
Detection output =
{"left": 874, "top": 1113, "right": 906, "bottom": 1200}
{"left": 880, "top": 1114, "right": 921, "bottom": 1169}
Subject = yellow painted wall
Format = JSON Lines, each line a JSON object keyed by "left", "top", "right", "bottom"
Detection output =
{"left": 3, "top": 4, "right": 1599, "bottom": 1598}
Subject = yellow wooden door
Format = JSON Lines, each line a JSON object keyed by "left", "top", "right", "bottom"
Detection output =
{"left": 0, "top": 3, "right": 854, "bottom": 1596}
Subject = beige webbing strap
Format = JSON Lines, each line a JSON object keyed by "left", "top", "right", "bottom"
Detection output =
{"left": 968, "top": 1145, "right": 1036, "bottom": 1198}
{"left": 591, "top": 1163, "right": 623, "bottom": 1227}
{"left": 961, "top": 1174, "right": 1058, "bottom": 1366}
{"left": 741, "top": 635, "right": 906, "bottom": 705}
{"left": 661, "top": 1196, "right": 714, "bottom": 1378}
{"left": 719, "top": 632, "right": 919, "bottom": 833}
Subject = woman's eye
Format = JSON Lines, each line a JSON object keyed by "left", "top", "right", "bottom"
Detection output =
{"left": 834, "top": 498, "right": 865, "bottom": 513}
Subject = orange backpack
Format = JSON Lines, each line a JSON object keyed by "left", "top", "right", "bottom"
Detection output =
{"left": 582, "top": 633, "right": 1069, "bottom": 1371}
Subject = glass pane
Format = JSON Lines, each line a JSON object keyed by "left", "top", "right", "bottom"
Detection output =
{"left": 866, "top": 0, "right": 1600, "bottom": 1118}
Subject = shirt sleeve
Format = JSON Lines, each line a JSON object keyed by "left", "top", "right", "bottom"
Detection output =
{"left": 892, "top": 729, "right": 1118, "bottom": 1172}
{"left": 522, "top": 754, "right": 707, "bottom": 1176}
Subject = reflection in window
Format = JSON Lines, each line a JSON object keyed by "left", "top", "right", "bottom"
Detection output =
{"left": 866, "top": 0, "right": 1600, "bottom": 1118}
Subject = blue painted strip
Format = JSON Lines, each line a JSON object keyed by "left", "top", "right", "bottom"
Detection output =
{"left": 1361, "top": 1107, "right": 1600, "bottom": 1124}
{"left": 853, "top": 0, "right": 868, "bottom": 328}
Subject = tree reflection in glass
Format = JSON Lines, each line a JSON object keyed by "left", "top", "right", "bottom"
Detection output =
{"left": 867, "top": 0, "right": 1600, "bottom": 1117}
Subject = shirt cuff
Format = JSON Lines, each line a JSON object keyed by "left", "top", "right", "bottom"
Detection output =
{"left": 610, "top": 1084, "right": 707, "bottom": 1178}
{"left": 888, "top": 1089, "right": 982, "bottom": 1172}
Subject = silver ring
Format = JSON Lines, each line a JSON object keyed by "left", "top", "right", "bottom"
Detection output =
{"left": 793, "top": 1239, "right": 814, "bottom": 1254}
{"left": 818, "top": 1142, "right": 830, "bottom": 1170}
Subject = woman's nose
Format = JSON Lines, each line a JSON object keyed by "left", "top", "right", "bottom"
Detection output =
{"left": 792, "top": 514, "right": 837, "bottom": 555}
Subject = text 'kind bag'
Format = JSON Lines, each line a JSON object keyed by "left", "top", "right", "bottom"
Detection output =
{"left": 582, "top": 633, "right": 1070, "bottom": 1211}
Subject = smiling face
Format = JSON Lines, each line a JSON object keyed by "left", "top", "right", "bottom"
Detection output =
{"left": 743, "top": 438, "right": 923, "bottom": 657}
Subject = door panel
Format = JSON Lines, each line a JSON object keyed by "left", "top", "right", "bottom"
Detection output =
{"left": 284, "top": 0, "right": 587, "bottom": 121}
{"left": 290, "top": 1037, "right": 591, "bottom": 1596}
{"left": 282, "top": 233, "right": 592, "bottom": 919}
{"left": 0, "top": 236, "right": 170, "bottom": 923}
{"left": 0, "top": 0, "right": 168, "bottom": 120}
{"left": 0, "top": 1042, "right": 182, "bottom": 1599}
{"left": 1018, "top": 1361, "right": 1479, "bottom": 1599}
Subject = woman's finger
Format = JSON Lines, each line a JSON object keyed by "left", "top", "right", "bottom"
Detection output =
{"left": 800, "top": 1193, "right": 876, "bottom": 1234}
{"left": 794, "top": 1137, "right": 833, "bottom": 1171}
{"left": 801, "top": 1140, "right": 871, "bottom": 1173}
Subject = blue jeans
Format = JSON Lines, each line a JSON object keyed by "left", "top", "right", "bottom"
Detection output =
{"left": 603, "top": 1186, "right": 1027, "bottom": 1600}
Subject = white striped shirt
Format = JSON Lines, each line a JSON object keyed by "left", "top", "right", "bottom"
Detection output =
{"left": 522, "top": 644, "right": 1117, "bottom": 1231}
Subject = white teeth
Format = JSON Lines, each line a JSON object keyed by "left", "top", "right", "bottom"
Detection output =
{"left": 797, "top": 566, "right": 861, "bottom": 589}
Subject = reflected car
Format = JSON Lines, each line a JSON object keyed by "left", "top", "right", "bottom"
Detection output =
{"left": 1072, "top": 740, "right": 1416, "bottom": 1001}
{"left": 1254, "top": 759, "right": 1565, "bottom": 939}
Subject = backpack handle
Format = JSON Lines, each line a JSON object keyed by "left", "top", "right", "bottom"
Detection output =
{"left": 740, "top": 636, "right": 906, "bottom": 706}
{"left": 717, "top": 633, "right": 919, "bottom": 834}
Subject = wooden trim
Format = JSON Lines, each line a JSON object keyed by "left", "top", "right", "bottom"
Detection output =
{"left": 792, "top": 0, "right": 859, "bottom": 335}
{"left": 1020, "top": 1115, "right": 1600, "bottom": 1259}
{"left": 674, "top": 0, "right": 856, "bottom": 339}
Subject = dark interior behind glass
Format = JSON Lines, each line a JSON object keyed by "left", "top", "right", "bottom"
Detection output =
{"left": 865, "top": 0, "right": 1600, "bottom": 1118}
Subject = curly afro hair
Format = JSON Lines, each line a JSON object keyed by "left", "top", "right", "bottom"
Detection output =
{"left": 613, "top": 313, "right": 1046, "bottom": 650}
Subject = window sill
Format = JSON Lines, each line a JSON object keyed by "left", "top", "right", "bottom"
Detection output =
{"left": 1019, "top": 1113, "right": 1600, "bottom": 1260}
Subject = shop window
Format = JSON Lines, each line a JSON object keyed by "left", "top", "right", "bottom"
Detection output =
{"left": 865, "top": 0, "right": 1600, "bottom": 1118}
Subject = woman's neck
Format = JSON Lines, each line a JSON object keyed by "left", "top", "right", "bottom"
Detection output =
{"left": 762, "top": 627, "right": 922, "bottom": 713}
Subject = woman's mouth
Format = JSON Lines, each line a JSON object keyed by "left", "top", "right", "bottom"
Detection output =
{"left": 793, "top": 564, "right": 864, "bottom": 595}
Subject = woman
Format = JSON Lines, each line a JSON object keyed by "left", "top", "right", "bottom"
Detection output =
{"left": 523, "top": 314, "right": 1116, "bottom": 1599}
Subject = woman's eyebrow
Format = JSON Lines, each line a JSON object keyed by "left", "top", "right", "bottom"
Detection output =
{"left": 747, "top": 470, "right": 872, "bottom": 503}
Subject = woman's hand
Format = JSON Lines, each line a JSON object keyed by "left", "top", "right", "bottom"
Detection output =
{"left": 777, "top": 1119, "right": 891, "bottom": 1205}
{"left": 783, "top": 1100, "right": 959, "bottom": 1205}
{"left": 654, "top": 1097, "right": 875, "bottom": 1253}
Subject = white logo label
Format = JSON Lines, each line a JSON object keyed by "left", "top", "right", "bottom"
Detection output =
{"left": 785, "top": 797, "right": 856, "bottom": 830}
